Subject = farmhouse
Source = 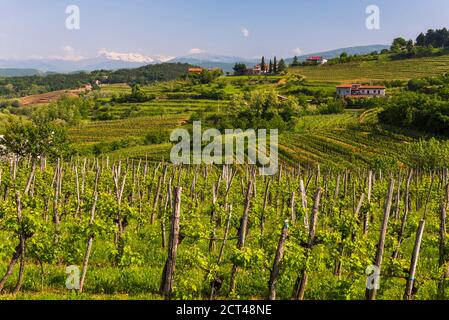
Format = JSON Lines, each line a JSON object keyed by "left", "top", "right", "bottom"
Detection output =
{"left": 306, "top": 56, "right": 328, "bottom": 65}
{"left": 336, "top": 84, "right": 386, "bottom": 97}
{"left": 247, "top": 64, "right": 270, "bottom": 75}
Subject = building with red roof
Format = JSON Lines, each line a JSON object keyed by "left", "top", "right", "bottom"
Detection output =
{"left": 188, "top": 67, "right": 204, "bottom": 75}
{"left": 306, "top": 56, "right": 328, "bottom": 65}
{"left": 336, "top": 84, "right": 386, "bottom": 97}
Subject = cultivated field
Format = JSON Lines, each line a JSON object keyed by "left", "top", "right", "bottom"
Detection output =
{"left": 18, "top": 88, "right": 88, "bottom": 106}
{"left": 291, "top": 55, "right": 449, "bottom": 82}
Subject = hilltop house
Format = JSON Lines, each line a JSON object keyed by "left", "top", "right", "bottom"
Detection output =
{"left": 188, "top": 67, "right": 204, "bottom": 75}
{"left": 336, "top": 84, "right": 386, "bottom": 97}
{"left": 306, "top": 56, "right": 328, "bottom": 65}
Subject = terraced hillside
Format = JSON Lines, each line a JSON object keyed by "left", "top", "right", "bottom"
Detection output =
{"left": 279, "top": 111, "right": 414, "bottom": 169}
{"left": 291, "top": 54, "right": 449, "bottom": 82}
{"left": 65, "top": 78, "right": 424, "bottom": 167}
{"left": 5, "top": 73, "right": 429, "bottom": 168}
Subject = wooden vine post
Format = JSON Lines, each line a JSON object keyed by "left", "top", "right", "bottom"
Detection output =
{"left": 404, "top": 219, "right": 425, "bottom": 300}
{"left": 366, "top": 177, "right": 395, "bottom": 300}
{"left": 268, "top": 220, "right": 289, "bottom": 300}
{"left": 229, "top": 180, "right": 253, "bottom": 295}
{"left": 161, "top": 187, "right": 182, "bottom": 300}
{"left": 79, "top": 167, "right": 101, "bottom": 293}
{"left": 292, "top": 188, "right": 322, "bottom": 300}
{"left": 438, "top": 183, "right": 449, "bottom": 298}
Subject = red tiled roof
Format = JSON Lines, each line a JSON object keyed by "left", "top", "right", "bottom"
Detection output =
{"left": 307, "top": 56, "right": 324, "bottom": 61}
{"left": 359, "top": 85, "right": 386, "bottom": 89}
{"left": 188, "top": 67, "right": 203, "bottom": 73}
{"left": 337, "top": 84, "right": 385, "bottom": 89}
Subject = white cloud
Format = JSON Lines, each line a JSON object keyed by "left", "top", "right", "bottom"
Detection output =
{"left": 188, "top": 48, "right": 205, "bottom": 54}
{"left": 48, "top": 45, "right": 87, "bottom": 61}
{"left": 293, "top": 48, "right": 302, "bottom": 55}
{"left": 241, "top": 28, "right": 250, "bottom": 38}
{"left": 62, "top": 45, "right": 74, "bottom": 53}
{"left": 97, "top": 49, "right": 174, "bottom": 63}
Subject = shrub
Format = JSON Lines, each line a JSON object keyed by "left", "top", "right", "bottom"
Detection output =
{"left": 112, "top": 84, "right": 156, "bottom": 103}
{"left": 144, "top": 131, "right": 170, "bottom": 145}
{"left": 378, "top": 92, "right": 449, "bottom": 135}
{"left": 317, "top": 99, "right": 345, "bottom": 114}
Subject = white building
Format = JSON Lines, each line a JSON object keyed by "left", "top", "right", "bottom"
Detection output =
{"left": 306, "top": 56, "right": 328, "bottom": 65}
{"left": 336, "top": 84, "right": 386, "bottom": 97}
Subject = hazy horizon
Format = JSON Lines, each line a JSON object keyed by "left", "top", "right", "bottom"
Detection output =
{"left": 1, "top": 0, "right": 449, "bottom": 61}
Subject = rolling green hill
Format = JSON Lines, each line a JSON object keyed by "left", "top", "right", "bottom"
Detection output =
{"left": 290, "top": 54, "right": 449, "bottom": 82}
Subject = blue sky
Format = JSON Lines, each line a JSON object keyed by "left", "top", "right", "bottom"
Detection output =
{"left": 1, "top": 0, "right": 449, "bottom": 60}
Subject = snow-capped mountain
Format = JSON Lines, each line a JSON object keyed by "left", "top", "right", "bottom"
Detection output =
{"left": 0, "top": 51, "right": 174, "bottom": 74}
{"left": 0, "top": 45, "right": 390, "bottom": 75}
{"left": 169, "top": 52, "right": 256, "bottom": 64}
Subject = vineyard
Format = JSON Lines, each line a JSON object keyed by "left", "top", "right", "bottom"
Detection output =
{"left": 291, "top": 54, "right": 449, "bottom": 82}
{"left": 0, "top": 158, "right": 448, "bottom": 300}
{"left": 2, "top": 47, "right": 449, "bottom": 302}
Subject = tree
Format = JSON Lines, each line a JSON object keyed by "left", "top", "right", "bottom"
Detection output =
{"left": 32, "top": 96, "right": 90, "bottom": 126}
{"left": 261, "top": 56, "right": 266, "bottom": 72}
{"left": 425, "top": 29, "right": 436, "bottom": 46}
{"left": 291, "top": 56, "right": 300, "bottom": 67}
{"left": 438, "top": 28, "right": 449, "bottom": 48}
{"left": 269, "top": 59, "right": 273, "bottom": 74}
{"left": 392, "top": 37, "right": 407, "bottom": 49}
{"left": 416, "top": 33, "right": 426, "bottom": 47}
{"left": 277, "top": 59, "right": 287, "bottom": 73}
{"left": 233, "top": 63, "right": 247, "bottom": 76}
{"left": 0, "top": 119, "right": 69, "bottom": 160}
{"left": 406, "top": 40, "right": 415, "bottom": 53}
{"left": 391, "top": 44, "right": 402, "bottom": 53}
{"left": 273, "top": 57, "right": 277, "bottom": 74}
{"left": 112, "top": 84, "right": 155, "bottom": 103}
{"left": 340, "top": 52, "right": 348, "bottom": 62}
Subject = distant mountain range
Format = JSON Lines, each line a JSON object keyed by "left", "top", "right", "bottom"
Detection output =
{"left": 0, "top": 68, "right": 43, "bottom": 77}
{"left": 0, "top": 45, "right": 389, "bottom": 76}
{"left": 169, "top": 45, "right": 389, "bottom": 72}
